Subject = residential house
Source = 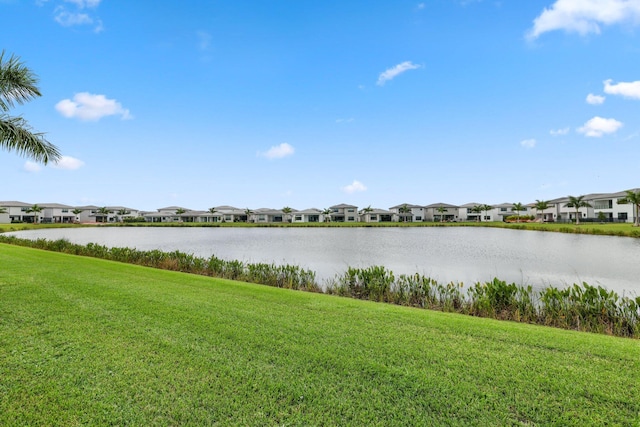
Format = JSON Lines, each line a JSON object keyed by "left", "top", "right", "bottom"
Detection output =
{"left": 591, "top": 190, "right": 636, "bottom": 223}
{"left": 425, "top": 203, "right": 459, "bottom": 222}
{"left": 0, "top": 201, "right": 33, "bottom": 223}
{"left": 39, "top": 203, "right": 76, "bottom": 223}
{"left": 459, "top": 203, "right": 482, "bottom": 222}
{"left": 253, "top": 208, "right": 286, "bottom": 223}
{"left": 329, "top": 204, "right": 359, "bottom": 222}
{"left": 292, "top": 208, "right": 323, "bottom": 223}
{"left": 360, "top": 208, "right": 394, "bottom": 223}
{"left": 389, "top": 204, "right": 425, "bottom": 222}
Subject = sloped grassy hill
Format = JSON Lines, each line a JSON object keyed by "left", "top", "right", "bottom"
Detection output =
{"left": 1, "top": 243, "right": 638, "bottom": 425}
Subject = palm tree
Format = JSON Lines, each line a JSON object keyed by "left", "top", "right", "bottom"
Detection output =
{"left": 470, "top": 205, "right": 482, "bottom": 222}
{"left": 207, "top": 207, "right": 218, "bottom": 223}
{"left": 26, "top": 204, "right": 43, "bottom": 223}
{"left": 436, "top": 206, "right": 447, "bottom": 222}
{"left": 322, "top": 208, "right": 332, "bottom": 223}
{"left": 282, "top": 206, "right": 293, "bottom": 223}
{"left": 533, "top": 200, "right": 549, "bottom": 222}
{"left": 72, "top": 208, "right": 82, "bottom": 223}
{"left": 96, "top": 206, "right": 110, "bottom": 223}
{"left": 244, "top": 208, "right": 254, "bottom": 223}
{"left": 617, "top": 190, "right": 640, "bottom": 227}
{"left": 398, "top": 204, "right": 411, "bottom": 222}
{"left": 361, "top": 205, "right": 374, "bottom": 222}
{"left": 480, "top": 204, "right": 493, "bottom": 222}
{"left": 1, "top": 51, "right": 60, "bottom": 164}
{"left": 512, "top": 202, "right": 525, "bottom": 222}
{"left": 565, "top": 195, "right": 592, "bottom": 225}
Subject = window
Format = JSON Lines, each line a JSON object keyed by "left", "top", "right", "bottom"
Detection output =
{"left": 62, "top": 209, "right": 68, "bottom": 213}
{"left": 347, "top": 216, "right": 355, "bottom": 221}
{"left": 594, "top": 200, "right": 613, "bottom": 210}
{"left": 370, "top": 215, "right": 377, "bottom": 220}
{"left": 294, "top": 215, "right": 302, "bottom": 221}
{"left": 347, "top": 209, "right": 355, "bottom": 213}
{"left": 618, "top": 213, "right": 628, "bottom": 220}
{"left": 416, "top": 216, "right": 422, "bottom": 221}
{"left": 500, "top": 208, "right": 507, "bottom": 212}
{"left": 332, "top": 208, "right": 339, "bottom": 213}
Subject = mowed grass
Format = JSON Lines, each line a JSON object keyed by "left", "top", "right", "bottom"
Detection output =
{"left": 1, "top": 244, "right": 639, "bottom": 425}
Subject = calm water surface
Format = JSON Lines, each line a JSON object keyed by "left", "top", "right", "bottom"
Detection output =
{"left": 7, "top": 227, "right": 640, "bottom": 294}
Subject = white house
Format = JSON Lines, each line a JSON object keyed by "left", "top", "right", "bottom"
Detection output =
{"left": 425, "top": 203, "right": 459, "bottom": 222}
{"left": 389, "top": 204, "right": 425, "bottom": 222}
{"left": 0, "top": 201, "right": 33, "bottom": 223}
{"left": 359, "top": 208, "right": 394, "bottom": 223}
{"left": 292, "top": 208, "right": 324, "bottom": 223}
{"left": 329, "top": 204, "right": 359, "bottom": 222}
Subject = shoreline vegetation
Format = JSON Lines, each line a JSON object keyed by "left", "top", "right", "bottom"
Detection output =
{"left": 1, "top": 234, "right": 638, "bottom": 339}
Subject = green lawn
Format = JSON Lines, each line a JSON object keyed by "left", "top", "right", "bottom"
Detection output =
{"left": 1, "top": 244, "right": 639, "bottom": 425}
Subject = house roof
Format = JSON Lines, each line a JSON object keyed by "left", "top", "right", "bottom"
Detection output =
{"left": 389, "top": 203, "right": 423, "bottom": 209}
{"left": 0, "top": 201, "right": 32, "bottom": 207}
{"left": 330, "top": 203, "right": 357, "bottom": 209}
{"left": 425, "top": 203, "right": 459, "bottom": 209}
{"left": 459, "top": 202, "right": 481, "bottom": 208}
{"left": 363, "top": 208, "right": 393, "bottom": 214}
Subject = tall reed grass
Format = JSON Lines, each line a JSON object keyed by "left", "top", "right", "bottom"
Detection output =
{"left": 1, "top": 235, "right": 638, "bottom": 338}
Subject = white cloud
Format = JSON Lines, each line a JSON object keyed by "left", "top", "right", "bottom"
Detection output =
{"left": 520, "top": 138, "right": 537, "bottom": 149}
{"left": 342, "top": 180, "right": 367, "bottom": 194}
{"left": 55, "top": 92, "right": 132, "bottom": 121}
{"left": 527, "top": 0, "right": 640, "bottom": 40}
{"left": 550, "top": 127, "right": 570, "bottom": 136}
{"left": 54, "top": 10, "right": 92, "bottom": 26}
{"left": 335, "top": 118, "right": 355, "bottom": 123}
{"left": 603, "top": 79, "right": 640, "bottom": 99}
{"left": 51, "top": 155, "right": 85, "bottom": 170}
{"left": 376, "top": 61, "right": 421, "bottom": 86}
{"left": 64, "top": 0, "right": 101, "bottom": 8}
{"left": 258, "top": 143, "right": 295, "bottom": 159}
{"left": 586, "top": 93, "right": 605, "bottom": 104}
{"left": 24, "top": 161, "right": 42, "bottom": 173}
{"left": 577, "top": 116, "right": 623, "bottom": 137}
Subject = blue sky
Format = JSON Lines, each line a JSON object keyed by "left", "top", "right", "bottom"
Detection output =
{"left": 2, "top": 0, "right": 639, "bottom": 211}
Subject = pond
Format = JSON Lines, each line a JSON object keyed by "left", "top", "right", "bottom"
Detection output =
{"left": 6, "top": 227, "right": 640, "bottom": 295}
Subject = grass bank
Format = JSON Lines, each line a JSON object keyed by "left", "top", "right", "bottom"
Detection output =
{"left": 1, "top": 244, "right": 639, "bottom": 425}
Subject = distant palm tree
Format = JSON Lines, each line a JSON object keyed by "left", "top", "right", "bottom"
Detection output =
{"left": 398, "top": 204, "right": 411, "bottom": 222}
{"left": 0, "top": 207, "right": 6, "bottom": 214}
{"left": 96, "top": 206, "right": 110, "bottom": 223}
{"left": 282, "top": 206, "right": 293, "bottom": 223}
{"left": 565, "top": 195, "right": 592, "bottom": 225}
{"left": 512, "top": 202, "right": 525, "bottom": 222}
{"left": 470, "top": 205, "right": 482, "bottom": 222}
{"left": 207, "top": 207, "right": 218, "bottom": 223}
{"left": 1, "top": 50, "right": 60, "bottom": 164}
{"left": 26, "top": 204, "right": 43, "bottom": 223}
{"left": 361, "top": 205, "right": 374, "bottom": 222}
{"left": 244, "top": 208, "right": 254, "bottom": 223}
{"left": 436, "top": 206, "right": 447, "bottom": 222}
{"left": 72, "top": 208, "right": 82, "bottom": 223}
{"left": 617, "top": 190, "right": 640, "bottom": 227}
{"left": 534, "top": 200, "right": 550, "bottom": 222}
{"left": 480, "top": 204, "right": 493, "bottom": 222}
{"left": 322, "top": 208, "right": 332, "bottom": 223}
